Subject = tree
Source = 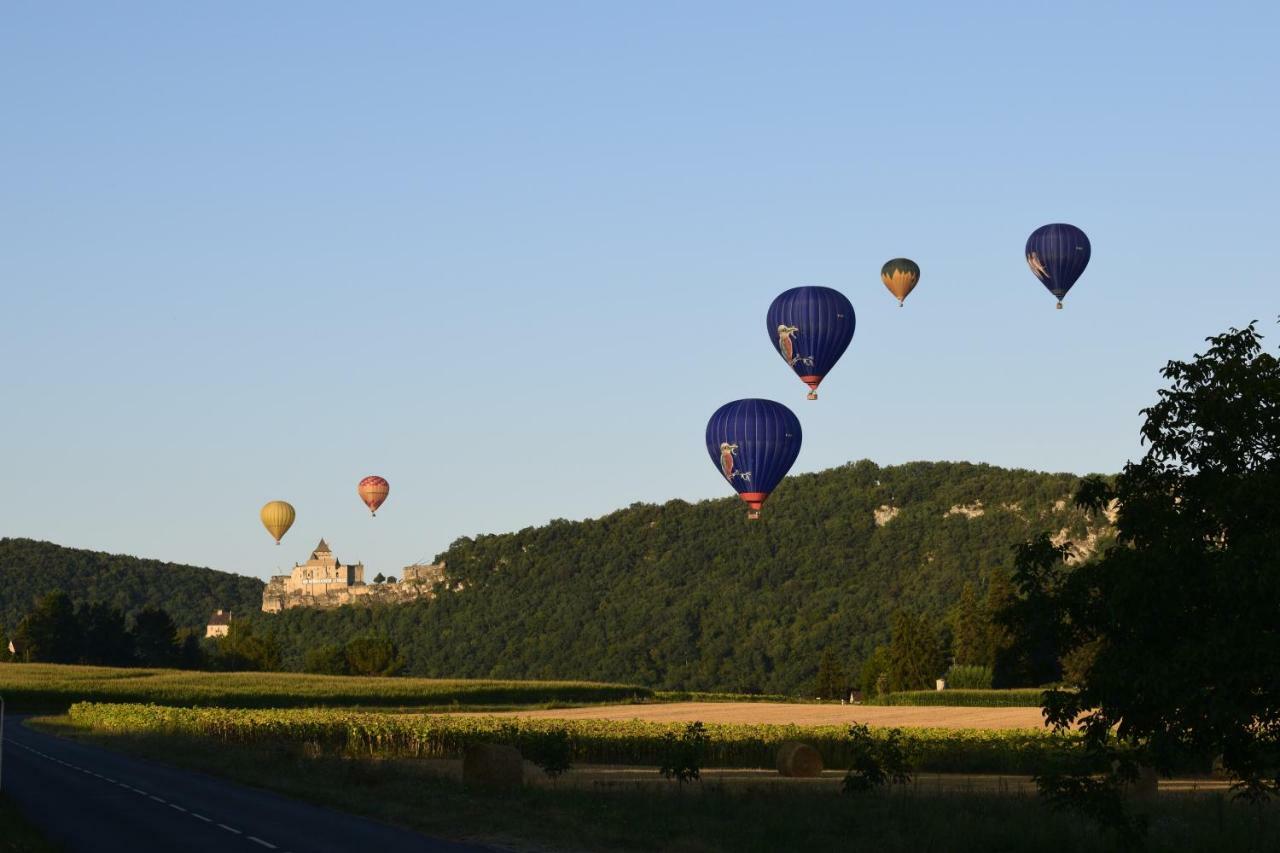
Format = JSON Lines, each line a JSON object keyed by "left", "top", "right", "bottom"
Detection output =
{"left": 1044, "top": 323, "right": 1280, "bottom": 799}
{"left": 344, "top": 635, "right": 403, "bottom": 676}
{"left": 372, "top": 573, "right": 386, "bottom": 584}
{"left": 886, "top": 610, "right": 942, "bottom": 692}
{"left": 859, "top": 645, "right": 891, "bottom": 698}
{"left": 132, "top": 608, "right": 180, "bottom": 667}
{"left": 77, "top": 602, "right": 133, "bottom": 666}
{"left": 13, "top": 592, "right": 81, "bottom": 663}
{"left": 980, "top": 566, "right": 1016, "bottom": 669}
{"left": 993, "top": 535, "right": 1074, "bottom": 687}
{"left": 951, "top": 582, "right": 984, "bottom": 666}
{"left": 304, "top": 643, "right": 349, "bottom": 675}
{"left": 814, "top": 648, "right": 846, "bottom": 699}
{"left": 212, "top": 620, "right": 282, "bottom": 671}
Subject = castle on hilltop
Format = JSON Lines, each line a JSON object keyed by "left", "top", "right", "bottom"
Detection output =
{"left": 261, "top": 539, "right": 445, "bottom": 612}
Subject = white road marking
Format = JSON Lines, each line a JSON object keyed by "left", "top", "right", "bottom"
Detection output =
{"left": 14, "top": 735, "right": 286, "bottom": 853}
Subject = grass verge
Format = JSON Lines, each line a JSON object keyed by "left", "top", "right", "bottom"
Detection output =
{"left": 0, "top": 793, "right": 61, "bottom": 853}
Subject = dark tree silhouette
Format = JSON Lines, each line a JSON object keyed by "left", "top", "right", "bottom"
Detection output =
{"left": 1044, "top": 323, "right": 1280, "bottom": 799}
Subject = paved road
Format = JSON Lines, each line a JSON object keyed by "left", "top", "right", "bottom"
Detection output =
{"left": 1, "top": 718, "right": 493, "bottom": 853}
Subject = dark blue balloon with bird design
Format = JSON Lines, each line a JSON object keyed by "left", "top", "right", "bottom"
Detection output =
{"left": 766, "top": 286, "right": 855, "bottom": 399}
{"left": 705, "top": 398, "right": 802, "bottom": 519}
{"left": 1025, "top": 223, "right": 1091, "bottom": 309}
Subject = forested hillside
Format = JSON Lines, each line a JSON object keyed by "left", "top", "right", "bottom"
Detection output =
{"left": 262, "top": 460, "right": 1113, "bottom": 694}
{"left": 0, "top": 538, "right": 264, "bottom": 630}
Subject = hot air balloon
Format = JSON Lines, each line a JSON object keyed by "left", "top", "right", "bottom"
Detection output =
{"left": 881, "top": 258, "right": 920, "bottom": 307}
{"left": 705, "top": 399, "right": 802, "bottom": 519}
{"left": 358, "top": 475, "right": 390, "bottom": 517}
{"left": 1025, "top": 224, "right": 1091, "bottom": 309}
{"left": 260, "top": 500, "right": 295, "bottom": 545}
{"left": 766, "top": 286, "right": 855, "bottom": 400}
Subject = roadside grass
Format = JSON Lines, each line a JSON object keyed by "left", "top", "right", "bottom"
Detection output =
{"left": 32, "top": 717, "right": 1279, "bottom": 853}
{"left": 0, "top": 663, "right": 651, "bottom": 712}
{"left": 0, "top": 793, "right": 61, "bottom": 853}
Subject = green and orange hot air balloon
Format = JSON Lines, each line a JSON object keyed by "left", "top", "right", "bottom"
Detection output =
{"left": 358, "top": 475, "right": 390, "bottom": 517}
{"left": 260, "top": 500, "right": 295, "bottom": 545}
{"left": 881, "top": 258, "right": 920, "bottom": 307}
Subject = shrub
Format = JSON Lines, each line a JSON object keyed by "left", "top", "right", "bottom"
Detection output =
{"left": 843, "top": 723, "right": 912, "bottom": 794}
{"left": 659, "top": 721, "right": 708, "bottom": 784}
{"left": 525, "top": 728, "right": 573, "bottom": 781}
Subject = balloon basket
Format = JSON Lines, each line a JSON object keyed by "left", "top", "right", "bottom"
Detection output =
{"left": 1056, "top": 302, "right": 1063, "bottom": 310}
{"left": 746, "top": 510, "right": 761, "bottom": 520}
{"left": 806, "top": 391, "right": 818, "bottom": 401}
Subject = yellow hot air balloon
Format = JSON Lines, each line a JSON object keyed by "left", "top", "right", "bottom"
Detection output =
{"left": 260, "top": 500, "right": 296, "bottom": 545}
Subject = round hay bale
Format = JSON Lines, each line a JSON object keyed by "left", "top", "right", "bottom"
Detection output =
{"left": 775, "top": 741, "right": 824, "bottom": 777}
{"left": 463, "top": 743, "right": 524, "bottom": 790}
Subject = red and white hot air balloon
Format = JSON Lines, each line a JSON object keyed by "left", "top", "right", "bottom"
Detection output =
{"left": 357, "top": 476, "right": 390, "bottom": 517}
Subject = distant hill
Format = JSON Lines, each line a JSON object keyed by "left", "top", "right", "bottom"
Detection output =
{"left": 0, "top": 538, "right": 264, "bottom": 631}
{"left": 261, "top": 460, "right": 1114, "bottom": 694}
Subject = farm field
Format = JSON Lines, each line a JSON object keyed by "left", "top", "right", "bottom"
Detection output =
{"left": 495, "top": 700, "right": 1051, "bottom": 729}
{"left": 0, "top": 662, "right": 652, "bottom": 711}
{"left": 35, "top": 715, "right": 1269, "bottom": 853}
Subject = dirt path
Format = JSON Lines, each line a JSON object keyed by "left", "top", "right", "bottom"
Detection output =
{"left": 495, "top": 702, "right": 1051, "bottom": 729}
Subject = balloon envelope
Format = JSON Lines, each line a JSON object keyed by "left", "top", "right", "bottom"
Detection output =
{"left": 705, "top": 399, "right": 802, "bottom": 517}
{"left": 766, "top": 286, "right": 855, "bottom": 399}
{"left": 881, "top": 258, "right": 920, "bottom": 306}
{"left": 260, "top": 500, "right": 296, "bottom": 544}
{"left": 358, "top": 475, "right": 390, "bottom": 516}
{"left": 1025, "top": 224, "right": 1090, "bottom": 307}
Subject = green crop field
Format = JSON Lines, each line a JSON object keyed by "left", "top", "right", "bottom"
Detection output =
{"left": 0, "top": 663, "right": 652, "bottom": 711}
{"left": 66, "top": 702, "right": 1093, "bottom": 774}
{"left": 868, "top": 689, "right": 1050, "bottom": 707}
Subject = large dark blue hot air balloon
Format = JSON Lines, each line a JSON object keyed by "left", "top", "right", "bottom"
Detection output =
{"left": 705, "top": 399, "right": 802, "bottom": 519}
{"left": 766, "top": 286, "right": 855, "bottom": 400}
{"left": 1025, "top": 223, "right": 1091, "bottom": 309}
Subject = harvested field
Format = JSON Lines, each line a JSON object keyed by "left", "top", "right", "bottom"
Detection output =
{"left": 497, "top": 701, "right": 1052, "bottom": 730}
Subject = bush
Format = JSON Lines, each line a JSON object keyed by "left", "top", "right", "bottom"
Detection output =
{"left": 659, "top": 722, "right": 708, "bottom": 784}
{"left": 525, "top": 728, "right": 573, "bottom": 780}
{"left": 303, "top": 644, "right": 349, "bottom": 675}
{"left": 870, "top": 689, "right": 1046, "bottom": 707}
{"left": 945, "top": 665, "right": 994, "bottom": 690}
{"left": 843, "top": 723, "right": 912, "bottom": 793}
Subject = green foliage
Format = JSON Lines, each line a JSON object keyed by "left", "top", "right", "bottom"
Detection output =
{"left": 13, "top": 592, "right": 81, "bottom": 663}
{"left": 842, "top": 723, "right": 912, "bottom": 793}
{"left": 658, "top": 722, "right": 708, "bottom": 784}
{"left": 859, "top": 645, "right": 891, "bottom": 698}
{"left": 0, "top": 663, "right": 651, "bottom": 711}
{"left": 132, "top": 607, "right": 180, "bottom": 667}
{"left": 869, "top": 689, "right": 1046, "bottom": 707}
{"left": 250, "top": 461, "right": 1108, "bottom": 694}
{"left": 0, "top": 538, "right": 263, "bottom": 631}
{"left": 210, "top": 621, "right": 281, "bottom": 672}
{"left": 950, "top": 582, "right": 984, "bottom": 666}
{"left": 344, "top": 635, "right": 403, "bottom": 677}
{"left": 1044, "top": 323, "right": 1280, "bottom": 800}
{"left": 813, "top": 648, "right": 846, "bottom": 699}
{"left": 303, "top": 643, "right": 349, "bottom": 675}
{"left": 993, "top": 535, "right": 1074, "bottom": 687}
{"left": 980, "top": 566, "right": 1016, "bottom": 669}
{"left": 944, "top": 664, "right": 993, "bottom": 690}
{"left": 77, "top": 602, "right": 133, "bottom": 666}
{"left": 525, "top": 727, "right": 573, "bottom": 780}
{"left": 373, "top": 573, "right": 386, "bottom": 584}
{"left": 887, "top": 610, "right": 943, "bottom": 692}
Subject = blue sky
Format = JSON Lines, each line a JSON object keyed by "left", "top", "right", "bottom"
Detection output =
{"left": 2, "top": 2, "right": 1276, "bottom": 580}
